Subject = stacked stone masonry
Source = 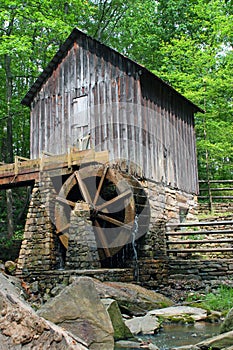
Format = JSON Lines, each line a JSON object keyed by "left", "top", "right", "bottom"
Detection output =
{"left": 17, "top": 177, "right": 57, "bottom": 274}
{"left": 18, "top": 172, "right": 230, "bottom": 292}
{"left": 17, "top": 175, "right": 198, "bottom": 275}
{"left": 66, "top": 203, "right": 101, "bottom": 269}
{"left": 23, "top": 269, "right": 135, "bottom": 298}
{"left": 168, "top": 259, "right": 233, "bottom": 283}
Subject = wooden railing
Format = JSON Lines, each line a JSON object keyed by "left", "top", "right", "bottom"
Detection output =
{"left": 166, "top": 220, "right": 233, "bottom": 256}
{"left": 198, "top": 180, "right": 233, "bottom": 212}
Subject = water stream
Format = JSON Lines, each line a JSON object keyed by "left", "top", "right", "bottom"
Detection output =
{"left": 115, "top": 322, "right": 220, "bottom": 349}
{"left": 132, "top": 214, "right": 139, "bottom": 282}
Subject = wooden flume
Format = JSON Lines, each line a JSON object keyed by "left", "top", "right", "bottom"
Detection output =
{"left": 0, "top": 149, "right": 109, "bottom": 189}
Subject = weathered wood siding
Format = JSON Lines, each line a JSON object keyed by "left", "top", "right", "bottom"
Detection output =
{"left": 30, "top": 32, "right": 198, "bottom": 194}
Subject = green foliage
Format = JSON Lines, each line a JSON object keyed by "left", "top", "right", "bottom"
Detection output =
{"left": 0, "top": 0, "right": 232, "bottom": 235}
{"left": 151, "top": 1, "right": 233, "bottom": 181}
{"left": 198, "top": 211, "right": 233, "bottom": 220}
{"left": 187, "top": 285, "right": 233, "bottom": 313}
{"left": 100, "top": 0, "right": 233, "bottom": 181}
{"left": 0, "top": 0, "right": 93, "bottom": 162}
{"left": 0, "top": 0, "right": 232, "bottom": 176}
{"left": 204, "top": 286, "right": 233, "bottom": 313}
{"left": 0, "top": 187, "right": 29, "bottom": 240}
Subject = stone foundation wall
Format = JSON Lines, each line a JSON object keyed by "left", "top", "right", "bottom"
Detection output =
{"left": 168, "top": 259, "right": 233, "bottom": 283}
{"left": 202, "top": 215, "right": 233, "bottom": 223}
{"left": 21, "top": 256, "right": 233, "bottom": 298}
{"left": 23, "top": 268, "right": 134, "bottom": 298}
{"left": 16, "top": 172, "right": 199, "bottom": 286}
{"left": 66, "top": 203, "right": 101, "bottom": 269}
{"left": 16, "top": 177, "right": 57, "bottom": 274}
{"left": 137, "top": 258, "right": 168, "bottom": 289}
{"left": 164, "top": 186, "right": 198, "bottom": 223}
{"left": 137, "top": 180, "right": 198, "bottom": 261}
{"left": 143, "top": 179, "right": 198, "bottom": 225}
{"left": 21, "top": 259, "right": 168, "bottom": 298}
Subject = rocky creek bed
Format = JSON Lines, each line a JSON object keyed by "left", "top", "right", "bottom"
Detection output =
{"left": 1, "top": 270, "right": 233, "bottom": 350}
{"left": 115, "top": 323, "right": 220, "bottom": 349}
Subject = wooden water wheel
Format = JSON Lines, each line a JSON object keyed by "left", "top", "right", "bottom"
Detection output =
{"left": 55, "top": 164, "right": 150, "bottom": 259}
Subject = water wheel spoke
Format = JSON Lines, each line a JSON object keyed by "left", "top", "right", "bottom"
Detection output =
{"left": 54, "top": 164, "right": 148, "bottom": 261}
{"left": 57, "top": 222, "right": 70, "bottom": 233}
{"left": 93, "top": 166, "right": 109, "bottom": 206}
{"left": 56, "top": 196, "right": 76, "bottom": 208}
{"left": 97, "top": 213, "right": 132, "bottom": 230}
{"left": 96, "top": 189, "right": 131, "bottom": 212}
{"left": 94, "top": 220, "right": 111, "bottom": 258}
{"left": 59, "top": 233, "right": 69, "bottom": 250}
{"left": 74, "top": 170, "right": 92, "bottom": 204}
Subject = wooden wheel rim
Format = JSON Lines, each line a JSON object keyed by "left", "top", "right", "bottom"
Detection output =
{"left": 55, "top": 164, "right": 136, "bottom": 257}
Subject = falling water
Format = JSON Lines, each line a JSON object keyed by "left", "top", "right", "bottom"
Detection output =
{"left": 57, "top": 241, "right": 65, "bottom": 270}
{"left": 57, "top": 256, "right": 65, "bottom": 270}
{"left": 132, "top": 214, "right": 139, "bottom": 282}
{"left": 122, "top": 244, "right": 125, "bottom": 265}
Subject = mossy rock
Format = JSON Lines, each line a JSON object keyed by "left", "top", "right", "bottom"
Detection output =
{"left": 148, "top": 306, "right": 207, "bottom": 325}
{"left": 94, "top": 280, "right": 173, "bottom": 316}
{"left": 221, "top": 308, "right": 233, "bottom": 333}
{"left": 158, "top": 314, "right": 195, "bottom": 324}
{"left": 102, "top": 298, "right": 134, "bottom": 341}
{"left": 4, "top": 261, "right": 16, "bottom": 275}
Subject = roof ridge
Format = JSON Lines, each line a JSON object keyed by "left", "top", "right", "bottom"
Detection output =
{"left": 21, "top": 27, "right": 203, "bottom": 113}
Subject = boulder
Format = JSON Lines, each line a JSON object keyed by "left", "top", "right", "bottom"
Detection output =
{"left": 115, "top": 340, "right": 142, "bottom": 348}
{"left": 0, "top": 272, "right": 88, "bottom": 350}
{"left": 197, "top": 330, "right": 233, "bottom": 348}
{"left": 38, "top": 276, "right": 114, "bottom": 350}
{"left": 171, "top": 346, "right": 199, "bottom": 350}
{"left": 148, "top": 344, "right": 160, "bottom": 350}
{"left": 148, "top": 306, "right": 207, "bottom": 323}
{"left": 115, "top": 340, "right": 159, "bottom": 349}
{"left": 102, "top": 298, "right": 133, "bottom": 340}
{"left": 125, "top": 314, "right": 160, "bottom": 335}
{"left": 171, "top": 331, "right": 233, "bottom": 350}
{"left": 4, "top": 261, "right": 16, "bottom": 275}
{"left": 221, "top": 308, "right": 233, "bottom": 333}
{"left": 91, "top": 280, "right": 173, "bottom": 316}
{"left": 0, "top": 272, "right": 25, "bottom": 296}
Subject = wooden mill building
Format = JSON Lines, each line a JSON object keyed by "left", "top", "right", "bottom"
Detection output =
{"left": 22, "top": 28, "right": 201, "bottom": 194}
{"left": 16, "top": 28, "right": 203, "bottom": 278}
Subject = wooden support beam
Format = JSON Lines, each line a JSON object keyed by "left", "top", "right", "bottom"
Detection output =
{"left": 167, "top": 238, "right": 233, "bottom": 245}
{"left": 166, "top": 220, "right": 233, "bottom": 228}
{"left": 166, "top": 229, "right": 233, "bottom": 236}
{"left": 0, "top": 150, "right": 109, "bottom": 189}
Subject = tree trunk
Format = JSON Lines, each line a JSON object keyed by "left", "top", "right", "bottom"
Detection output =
{"left": 4, "top": 53, "right": 13, "bottom": 164}
{"left": 4, "top": 51, "right": 14, "bottom": 238}
{"left": 6, "top": 189, "right": 14, "bottom": 239}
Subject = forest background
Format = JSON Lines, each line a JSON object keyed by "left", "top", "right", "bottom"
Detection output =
{"left": 0, "top": 0, "right": 232, "bottom": 239}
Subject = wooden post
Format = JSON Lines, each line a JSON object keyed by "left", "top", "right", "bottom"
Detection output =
{"left": 203, "top": 79, "right": 213, "bottom": 213}
{"left": 207, "top": 177, "right": 213, "bottom": 213}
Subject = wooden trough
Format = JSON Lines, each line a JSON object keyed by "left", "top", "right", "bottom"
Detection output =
{"left": 0, "top": 149, "right": 109, "bottom": 189}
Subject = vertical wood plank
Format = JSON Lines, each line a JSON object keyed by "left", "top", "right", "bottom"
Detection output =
{"left": 27, "top": 32, "right": 199, "bottom": 194}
